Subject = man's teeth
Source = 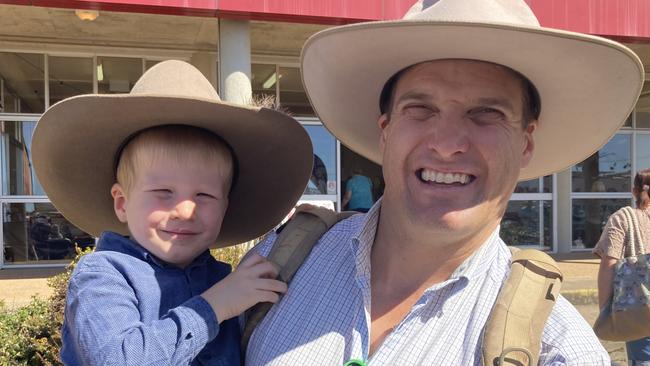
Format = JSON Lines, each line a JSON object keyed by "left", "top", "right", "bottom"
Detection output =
{"left": 420, "top": 170, "right": 470, "bottom": 184}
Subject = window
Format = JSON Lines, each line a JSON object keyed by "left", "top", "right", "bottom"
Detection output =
{"left": 501, "top": 200, "right": 552, "bottom": 249}
{"left": 97, "top": 57, "right": 142, "bottom": 94}
{"left": 571, "top": 133, "right": 631, "bottom": 249}
{"left": 572, "top": 198, "right": 629, "bottom": 249}
{"left": 572, "top": 134, "right": 631, "bottom": 193}
{"left": 303, "top": 124, "right": 337, "bottom": 196}
{"left": 251, "top": 64, "right": 277, "bottom": 106}
{"left": 0, "top": 52, "right": 45, "bottom": 113}
{"left": 49, "top": 56, "right": 93, "bottom": 105}
{"left": 279, "top": 67, "right": 314, "bottom": 116}
{"left": 1, "top": 120, "right": 44, "bottom": 196}
{"left": 3, "top": 202, "right": 93, "bottom": 265}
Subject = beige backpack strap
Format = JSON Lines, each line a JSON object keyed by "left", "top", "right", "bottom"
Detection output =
{"left": 241, "top": 204, "right": 355, "bottom": 353}
{"left": 482, "top": 247, "right": 563, "bottom": 366}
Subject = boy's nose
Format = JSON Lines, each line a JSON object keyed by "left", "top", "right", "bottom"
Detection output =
{"left": 171, "top": 200, "right": 196, "bottom": 220}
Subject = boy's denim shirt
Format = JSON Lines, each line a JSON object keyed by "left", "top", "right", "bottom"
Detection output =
{"left": 60, "top": 231, "right": 240, "bottom": 365}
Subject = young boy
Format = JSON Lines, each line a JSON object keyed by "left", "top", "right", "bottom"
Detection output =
{"left": 31, "top": 60, "right": 312, "bottom": 365}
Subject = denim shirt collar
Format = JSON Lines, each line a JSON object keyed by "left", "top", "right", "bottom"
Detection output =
{"left": 96, "top": 231, "right": 212, "bottom": 270}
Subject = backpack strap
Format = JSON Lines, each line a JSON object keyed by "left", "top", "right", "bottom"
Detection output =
{"left": 481, "top": 247, "right": 563, "bottom": 366}
{"left": 241, "top": 204, "right": 355, "bottom": 353}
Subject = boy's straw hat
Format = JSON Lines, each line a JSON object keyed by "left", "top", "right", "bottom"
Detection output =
{"left": 301, "top": 0, "right": 644, "bottom": 180}
{"left": 32, "top": 60, "right": 312, "bottom": 247}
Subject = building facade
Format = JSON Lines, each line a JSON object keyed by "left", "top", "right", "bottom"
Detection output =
{"left": 1, "top": 0, "right": 650, "bottom": 267}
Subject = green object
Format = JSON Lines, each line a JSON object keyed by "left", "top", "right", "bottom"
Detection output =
{"left": 343, "top": 360, "right": 367, "bottom": 366}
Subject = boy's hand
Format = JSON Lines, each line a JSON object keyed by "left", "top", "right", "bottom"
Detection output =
{"left": 201, "top": 253, "right": 287, "bottom": 324}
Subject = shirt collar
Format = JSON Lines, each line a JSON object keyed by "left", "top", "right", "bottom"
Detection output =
{"left": 349, "top": 201, "right": 503, "bottom": 288}
{"left": 97, "top": 231, "right": 212, "bottom": 270}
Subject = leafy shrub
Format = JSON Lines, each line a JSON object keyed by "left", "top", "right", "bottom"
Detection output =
{"left": 0, "top": 247, "right": 91, "bottom": 366}
{"left": 211, "top": 240, "right": 258, "bottom": 268}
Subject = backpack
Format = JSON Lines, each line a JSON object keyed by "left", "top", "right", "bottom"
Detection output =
{"left": 242, "top": 205, "right": 563, "bottom": 366}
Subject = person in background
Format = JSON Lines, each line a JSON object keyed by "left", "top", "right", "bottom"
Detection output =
{"left": 342, "top": 169, "right": 374, "bottom": 213}
{"left": 594, "top": 168, "right": 650, "bottom": 365}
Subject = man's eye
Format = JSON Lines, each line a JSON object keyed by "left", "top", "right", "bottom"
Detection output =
{"left": 402, "top": 105, "right": 434, "bottom": 120}
{"left": 469, "top": 107, "right": 506, "bottom": 123}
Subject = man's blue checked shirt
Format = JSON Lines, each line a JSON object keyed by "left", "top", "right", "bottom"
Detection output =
{"left": 245, "top": 200, "right": 609, "bottom": 365}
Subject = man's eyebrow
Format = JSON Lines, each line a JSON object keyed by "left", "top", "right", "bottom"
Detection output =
{"left": 394, "top": 91, "right": 431, "bottom": 105}
{"left": 475, "top": 97, "right": 516, "bottom": 112}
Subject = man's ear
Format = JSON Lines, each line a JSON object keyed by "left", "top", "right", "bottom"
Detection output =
{"left": 520, "top": 121, "right": 537, "bottom": 169}
{"left": 111, "top": 183, "right": 128, "bottom": 223}
{"left": 377, "top": 113, "right": 391, "bottom": 151}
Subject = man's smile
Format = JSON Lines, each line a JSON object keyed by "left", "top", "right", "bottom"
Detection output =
{"left": 417, "top": 168, "right": 475, "bottom": 186}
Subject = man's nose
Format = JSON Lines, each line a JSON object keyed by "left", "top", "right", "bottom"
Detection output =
{"left": 171, "top": 200, "right": 196, "bottom": 220}
{"left": 425, "top": 114, "right": 470, "bottom": 158}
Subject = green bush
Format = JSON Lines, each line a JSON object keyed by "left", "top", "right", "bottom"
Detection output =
{"left": 0, "top": 247, "right": 91, "bottom": 366}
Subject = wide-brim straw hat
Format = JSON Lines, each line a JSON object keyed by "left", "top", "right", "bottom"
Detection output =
{"left": 301, "top": 0, "right": 644, "bottom": 181}
{"left": 33, "top": 60, "right": 312, "bottom": 247}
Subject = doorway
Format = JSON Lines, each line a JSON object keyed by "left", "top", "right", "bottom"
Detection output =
{"left": 340, "top": 145, "right": 384, "bottom": 210}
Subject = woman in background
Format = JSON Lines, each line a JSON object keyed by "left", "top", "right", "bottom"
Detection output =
{"left": 594, "top": 168, "right": 650, "bottom": 365}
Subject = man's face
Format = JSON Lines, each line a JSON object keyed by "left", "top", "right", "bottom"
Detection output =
{"left": 111, "top": 155, "right": 230, "bottom": 268}
{"left": 378, "top": 59, "right": 536, "bottom": 242}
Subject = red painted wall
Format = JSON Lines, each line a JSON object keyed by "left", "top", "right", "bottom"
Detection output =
{"left": 4, "top": 0, "right": 650, "bottom": 39}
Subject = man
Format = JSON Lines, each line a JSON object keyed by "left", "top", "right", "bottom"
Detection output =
{"left": 246, "top": 0, "right": 644, "bottom": 364}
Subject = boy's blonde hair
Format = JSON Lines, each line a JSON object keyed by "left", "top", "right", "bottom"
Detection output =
{"left": 115, "top": 125, "right": 234, "bottom": 195}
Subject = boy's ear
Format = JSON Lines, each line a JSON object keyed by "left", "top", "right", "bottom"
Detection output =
{"left": 111, "top": 183, "right": 128, "bottom": 223}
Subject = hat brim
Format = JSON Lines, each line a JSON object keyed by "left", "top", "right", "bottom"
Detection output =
{"left": 301, "top": 20, "right": 644, "bottom": 180}
{"left": 32, "top": 94, "right": 312, "bottom": 247}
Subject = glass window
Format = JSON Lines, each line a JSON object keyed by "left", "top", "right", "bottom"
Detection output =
{"left": 1, "top": 120, "right": 44, "bottom": 196}
{"left": 500, "top": 200, "right": 552, "bottom": 249}
{"left": 637, "top": 133, "right": 650, "bottom": 171}
{"left": 303, "top": 125, "right": 337, "bottom": 196}
{"left": 0, "top": 52, "right": 45, "bottom": 113}
{"left": 97, "top": 57, "right": 142, "bottom": 94}
{"left": 3, "top": 202, "right": 93, "bottom": 264}
{"left": 251, "top": 64, "right": 277, "bottom": 107}
{"left": 515, "top": 178, "right": 539, "bottom": 193}
{"left": 543, "top": 175, "right": 553, "bottom": 193}
{"left": 49, "top": 56, "right": 93, "bottom": 106}
{"left": 515, "top": 175, "right": 553, "bottom": 193}
{"left": 636, "top": 93, "right": 650, "bottom": 128}
{"left": 279, "top": 67, "right": 314, "bottom": 116}
{"left": 623, "top": 113, "right": 632, "bottom": 128}
{"left": 145, "top": 60, "right": 161, "bottom": 70}
{"left": 572, "top": 198, "right": 629, "bottom": 249}
{"left": 572, "top": 134, "right": 631, "bottom": 192}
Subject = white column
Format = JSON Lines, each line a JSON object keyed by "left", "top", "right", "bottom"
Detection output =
{"left": 556, "top": 168, "right": 572, "bottom": 253}
{"left": 218, "top": 19, "right": 252, "bottom": 105}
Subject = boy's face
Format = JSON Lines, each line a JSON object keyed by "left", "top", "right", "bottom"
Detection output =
{"left": 111, "top": 156, "right": 230, "bottom": 268}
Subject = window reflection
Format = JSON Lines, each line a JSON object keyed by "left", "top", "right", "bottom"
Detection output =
{"left": 97, "top": 57, "right": 142, "bottom": 94}
{"left": 279, "top": 67, "right": 314, "bottom": 116}
{"left": 303, "top": 125, "right": 337, "bottom": 195}
{"left": 572, "top": 134, "right": 631, "bottom": 192}
{"left": 1, "top": 121, "right": 44, "bottom": 195}
{"left": 500, "top": 200, "right": 551, "bottom": 249}
{"left": 572, "top": 198, "right": 629, "bottom": 249}
{"left": 0, "top": 52, "right": 45, "bottom": 113}
{"left": 637, "top": 134, "right": 650, "bottom": 171}
{"left": 3, "top": 202, "right": 93, "bottom": 264}
{"left": 515, "top": 178, "right": 539, "bottom": 193}
{"left": 251, "top": 64, "right": 277, "bottom": 106}
{"left": 49, "top": 56, "right": 93, "bottom": 106}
